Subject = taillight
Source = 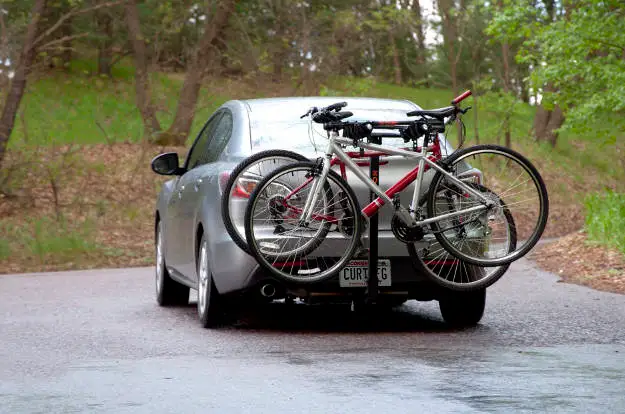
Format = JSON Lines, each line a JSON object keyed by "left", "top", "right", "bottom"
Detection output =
{"left": 236, "top": 178, "right": 258, "bottom": 198}
{"left": 218, "top": 171, "right": 257, "bottom": 199}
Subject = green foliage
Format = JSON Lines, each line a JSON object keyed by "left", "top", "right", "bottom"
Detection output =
{"left": 490, "top": 0, "right": 625, "bottom": 139}
{"left": 2, "top": 215, "right": 100, "bottom": 264}
{"left": 0, "top": 235, "right": 10, "bottom": 261}
{"left": 584, "top": 192, "right": 625, "bottom": 255}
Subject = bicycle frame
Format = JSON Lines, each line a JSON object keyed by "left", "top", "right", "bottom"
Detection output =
{"left": 298, "top": 129, "right": 491, "bottom": 227}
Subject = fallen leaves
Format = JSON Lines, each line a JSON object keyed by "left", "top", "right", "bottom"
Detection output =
{"left": 529, "top": 231, "right": 625, "bottom": 295}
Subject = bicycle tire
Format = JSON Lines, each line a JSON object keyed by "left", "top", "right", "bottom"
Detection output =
{"left": 244, "top": 161, "right": 362, "bottom": 284}
{"left": 427, "top": 144, "right": 548, "bottom": 267}
{"left": 221, "top": 149, "right": 308, "bottom": 254}
{"left": 408, "top": 183, "right": 515, "bottom": 291}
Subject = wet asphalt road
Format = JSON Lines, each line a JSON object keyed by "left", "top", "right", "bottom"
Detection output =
{"left": 1, "top": 258, "right": 625, "bottom": 413}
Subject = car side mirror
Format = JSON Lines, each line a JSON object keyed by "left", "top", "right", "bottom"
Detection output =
{"left": 151, "top": 152, "right": 185, "bottom": 175}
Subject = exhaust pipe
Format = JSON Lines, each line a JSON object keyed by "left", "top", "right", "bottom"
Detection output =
{"left": 260, "top": 283, "right": 276, "bottom": 298}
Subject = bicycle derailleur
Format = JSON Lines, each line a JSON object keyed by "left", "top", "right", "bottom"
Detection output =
{"left": 391, "top": 194, "right": 425, "bottom": 243}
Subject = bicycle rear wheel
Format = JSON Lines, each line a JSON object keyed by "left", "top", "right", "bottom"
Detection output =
{"left": 408, "top": 183, "right": 515, "bottom": 291}
{"left": 244, "top": 161, "right": 362, "bottom": 284}
{"left": 221, "top": 149, "right": 308, "bottom": 254}
{"left": 427, "top": 144, "right": 548, "bottom": 267}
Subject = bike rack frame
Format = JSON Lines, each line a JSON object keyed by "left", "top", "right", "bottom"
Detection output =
{"left": 366, "top": 135, "right": 382, "bottom": 304}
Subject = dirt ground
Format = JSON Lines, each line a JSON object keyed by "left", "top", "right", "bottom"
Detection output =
{"left": 529, "top": 232, "right": 625, "bottom": 295}
{"left": 1, "top": 143, "right": 623, "bottom": 294}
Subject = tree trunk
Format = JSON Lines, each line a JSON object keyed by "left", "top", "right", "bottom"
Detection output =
{"left": 125, "top": 0, "right": 161, "bottom": 140}
{"left": 389, "top": 30, "right": 402, "bottom": 85}
{"left": 271, "top": 13, "right": 286, "bottom": 80}
{"left": 533, "top": 83, "right": 565, "bottom": 147}
{"left": 413, "top": 0, "right": 428, "bottom": 86}
{"left": 544, "top": 0, "right": 556, "bottom": 22}
{"left": 473, "top": 91, "right": 479, "bottom": 144}
{"left": 517, "top": 64, "right": 530, "bottom": 103}
{"left": 0, "top": 0, "right": 47, "bottom": 168}
{"left": 97, "top": 11, "right": 113, "bottom": 76}
{"left": 60, "top": 15, "right": 72, "bottom": 69}
{"left": 165, "top": 0, "right": 236, "bottom": 145}
{"left": 545, "top": 105, "right": 564, "bottom": 147}
{"left": 437, "top": 0, "right": 458, "bottom": 96}
{"left": 502, "top": 40, "right": 511, "bottom": 147}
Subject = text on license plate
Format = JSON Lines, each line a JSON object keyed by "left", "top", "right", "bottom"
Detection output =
{"left": 339, "top": 259, "right": 391, "bottom": 287}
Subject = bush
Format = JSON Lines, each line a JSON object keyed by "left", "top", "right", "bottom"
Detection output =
{"left": 584, "top": 191, "right": 625, "bottom": 255}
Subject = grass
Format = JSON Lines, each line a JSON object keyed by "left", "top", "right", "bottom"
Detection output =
{"left": 584, "top": 192, "right": 625, "bottom": 255}
{"left": 9, "top": 60, "right": 230, "bottom": 147}
{"left": 0, "top": 215, "right": 101, "bottom": 267}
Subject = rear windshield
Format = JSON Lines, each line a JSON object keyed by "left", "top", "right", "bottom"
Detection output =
{"left": 248, "top": 104, "right": 421, "bottom": 156}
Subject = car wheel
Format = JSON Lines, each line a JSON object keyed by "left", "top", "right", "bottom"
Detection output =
{"left": 197, "top": 235, "right": 226, "bottom": 328}
{"left": 438, "top": 289, "right": 486, "bottom": 328}
{"left": 156, "top": 221, "right": 190, "bottom": 306}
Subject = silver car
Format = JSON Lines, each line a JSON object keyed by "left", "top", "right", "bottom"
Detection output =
{"left": 151, "top": 97, "right": 487, "bottom": 328}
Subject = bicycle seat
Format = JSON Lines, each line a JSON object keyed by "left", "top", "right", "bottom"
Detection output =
{"left": 407, "top": 106, "right": 455, "bottom": 119}
{"left": 312, "top": 110, "right": 353, "bottom": 124}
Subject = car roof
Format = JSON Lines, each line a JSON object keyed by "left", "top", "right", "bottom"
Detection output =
{"left": 240, "top": 96, "right": 421, "bottom": 114}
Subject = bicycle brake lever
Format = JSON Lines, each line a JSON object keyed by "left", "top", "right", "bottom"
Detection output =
{"left": 300, "top": 106, "right": 319, "bottom": 119}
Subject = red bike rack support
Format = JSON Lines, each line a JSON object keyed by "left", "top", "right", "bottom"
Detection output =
{"left": 366, "top": 136, "right": 381, "bottom": 304}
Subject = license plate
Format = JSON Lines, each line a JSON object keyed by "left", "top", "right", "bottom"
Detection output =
{"left": 339, "top": 259, "right": 391, "bottom": 287}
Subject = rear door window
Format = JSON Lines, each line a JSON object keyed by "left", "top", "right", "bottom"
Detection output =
{"left": 186, "top": 112, "right": 224, "bottom": 170}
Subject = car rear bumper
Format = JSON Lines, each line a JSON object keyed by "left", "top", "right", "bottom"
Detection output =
{"left": 210, "top": 229, "right": 450, "bottom": 301}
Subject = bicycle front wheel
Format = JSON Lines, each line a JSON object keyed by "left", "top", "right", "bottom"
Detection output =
{"left": 221, "top": 149, "right": 308, "bottom": 254}
{"left": 244, "top": 161, "right": 362, "bottom": 284}
{"left": 427, "top": 144, "right": 548, "bottom": 267}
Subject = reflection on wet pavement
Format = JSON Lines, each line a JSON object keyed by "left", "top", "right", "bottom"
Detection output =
{"left": 2, "top": 344, "right": 624, "bottom": 413}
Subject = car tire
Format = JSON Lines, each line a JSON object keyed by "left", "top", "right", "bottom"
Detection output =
{"left": 156, "top": 221, "right": 190, "bottom": 306}
{"left": 197, "top": 234, "right": 226, "bottom": 328}
{"left": 438, "top": 289, "right": 486, "bottom": 328}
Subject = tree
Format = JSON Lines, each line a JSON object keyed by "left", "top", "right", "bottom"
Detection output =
{"left": 0, "top": 0, "right": 47, "bottom": 168}
{"left": 528, "top": 0, "right": 625, "bottom": 142}
{"left": 95, "top": 8, "right": 114, "bottom": 76}
{"left": 125, "top": 0, "right": 161, "bottom": 140}
{"left": 437, "top": 0, "right": 459, "bottom": 95}
{"left": 159, "top": 0, "right": 237, "bottom": 145}
{"left": 488, "top": 0, "right": 568, "bottom": 146}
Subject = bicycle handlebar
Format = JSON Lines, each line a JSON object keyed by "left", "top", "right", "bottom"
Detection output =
{"left": 451, "top": 90, "right": 472, "bottom": 105}
{"left": 300, "top": 101, "right": 348, "bottom": 119}
{"left": 324, "top": 101, "right": 348, "bottom": 112}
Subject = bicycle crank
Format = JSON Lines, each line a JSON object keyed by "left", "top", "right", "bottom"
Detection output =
{"left": 391, "top": 215, "right": 424, "bottom": 243}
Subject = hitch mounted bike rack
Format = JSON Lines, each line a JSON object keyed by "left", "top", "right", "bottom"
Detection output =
{"left": 365, "top": 135, "right": 382, "bottom": 305}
